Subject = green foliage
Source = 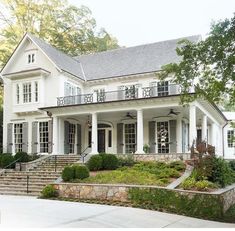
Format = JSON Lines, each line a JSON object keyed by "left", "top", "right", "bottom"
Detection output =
{"left": 229, "top": 160, "right": 235, "bottom": 171}
{"left": 62, "top": 166, "right": 74, "bottom": 182}
{"left": 128, "top": 188, "right": 224, "bottom": 221}
{"left": 0, "top": 153, "right": 15, "bottom": 168}
{"left": 143, "top": 144, "right": 150, "bottom": 153}
{"left": 14, "top": 152, "right": 29, "bottom": 162}
{"left": 41, "top": 185, "right": 57, "bottom": 198}
{"left": 0, "top": 0, "right": 119, "bottom": 67}
{"left": 100, "top": 153, "right": 118, "bottom": 170}
{"left": 132, "top": 161, "right": 182, "bottom": 178}
{"left": 87, "top": 155, "right": 103, "bottom": 171}
{"left": 181, "top": 177, "right": 217, "bottom": 191}
{"left": 73, "top": 165, "right": 89, "bottom": 180}
{"left": 117, "top": 155, "right": 136, "bottom": 167}
{"left": 79, "top": 169, "right": 167, "bottom": 186}
{"left": 169, "top": 161, "right": 186, "bottom": 171}
{"left": 160, "top": 14, "right": 235, "bottom": 107}
{"left": 223, "top": 204, "right": 235, "bottom": 223}
{"left": 209, "top": 157, "right": 235, "bottom": 187}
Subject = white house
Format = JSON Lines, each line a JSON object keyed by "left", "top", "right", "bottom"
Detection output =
{"left": 0, "top": 33, "right": 227, "bottom": 157}
{"left": 223, "top": 112, "right": 235, "bottom": 159}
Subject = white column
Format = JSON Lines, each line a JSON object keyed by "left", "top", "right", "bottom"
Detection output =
{"left": 28, "top": 120, "right": 32, "bottom": 154}
{"left": 136, "top": 109, "right": 145, "bottom": 154}
{"left": 201, "top": 115, "right": 207, "bottom": 142}
{"left": 52, "top": 116, "right": 58, "bottom": 154}
{"left": 189, "top": 104, "right": 197, "bottom": 147}
{"left": 210, "top": 122, "right": 216, "bottom": 146}
{"left": 58, "top": 118, "right": 64, "bottom": 154}
{"left": 176, "top": 117, "right": 182, "bottom": 153}
{"left": 91, "top": 112, "right": 98, "bottom": 154}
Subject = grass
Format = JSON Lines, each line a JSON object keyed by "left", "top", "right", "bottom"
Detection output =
{"left": 72, "top": 161, "right": 185, "bottom": 186}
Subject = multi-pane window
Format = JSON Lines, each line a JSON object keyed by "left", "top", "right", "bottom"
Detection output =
{"left": 125, "top": 85, "right": 138, "bottom": 99}
{"left": 39, "top": 122, "right": 49, "bottom": 153}
{"left": 14, "top": 123, "right": 23, "bottom": 153}
{"left": 69, "top": 124, "right": 76, "bottom": 153}
{"left": 35, "top": 82, "right": 38, "bottom": 102}
{"left": 125, "top": 123, "right": 136, "bottom": 153}
{"left": 157, "top": 121, "right": 169, "bottom": 153}
{"left": 28, "top": 53, "right": 35, "bottom": 64}
{"left": 227, "top": 130, "right": 235, "bottom": 148}
{"left": 157, "top": 81, "right": 169, "bottom": 96}
{"left": 23, "top": 83, "right": 32, "bottom": 103}
{"left": 95, "top": 89, "right": 106, "bottom": 102}
{"left": 16, "top": 84, "right": 20, "bottom": 104}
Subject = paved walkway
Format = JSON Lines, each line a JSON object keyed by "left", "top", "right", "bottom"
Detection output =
{"left": 0, "top": 195, "right": 234, "bottom": 228}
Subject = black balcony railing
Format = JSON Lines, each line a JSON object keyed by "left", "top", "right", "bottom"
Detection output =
{"left": 57, "top": 84, "right": 184, "bottom": 106}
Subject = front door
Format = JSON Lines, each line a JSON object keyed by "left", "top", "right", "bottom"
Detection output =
{"left": 98, "top": 129, "right": 106, "bottom": 153}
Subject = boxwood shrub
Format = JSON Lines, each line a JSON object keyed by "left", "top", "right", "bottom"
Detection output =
{"left": 0, "top": 153, "right": 15, "bottom": 168}
{"left": 100, "top": 153, "right": 118, "bottom": 170}
{"left": 14, "top": 152, "right": 30, "bottom": 162}
{"left": 87, "top": 155, "right": 103, "bottom": 171}
{"left": 74, "top": 165, "right": 90, "bottom": 180}
{"left": 41, "top": 185, "right": 58, "bottom": 198}
{"left": 62, "top": 166, "right": 75, "bottom": 182}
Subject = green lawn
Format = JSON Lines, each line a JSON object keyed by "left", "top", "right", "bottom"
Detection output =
{"left": 73, "top": 161, "right": 185, "bottom": 186}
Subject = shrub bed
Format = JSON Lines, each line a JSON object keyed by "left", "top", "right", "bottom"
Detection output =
{"left": 128, "top": 187, "right": 224, "bottom": 221}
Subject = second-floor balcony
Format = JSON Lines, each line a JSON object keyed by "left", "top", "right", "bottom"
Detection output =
{"left": 57, "top": 84, "right": 187, "bottom": 107}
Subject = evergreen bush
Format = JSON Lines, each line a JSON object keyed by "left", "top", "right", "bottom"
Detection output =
{"left": 41, "top": 185, "right": 57, "bottom": 198}
{"left": 87, "top": 155, "right": 103, "bottom": 171}
{"left": 73, "top": 165, "right": 90, "bottom": 179}
{"left": 62, "top": 166, "right": 75, "bottom": 182}
{"left": 14, "top": 152, "right": 30, "bottom": 162}
{"left": 0, "top": 153, "right": 15, "bottom": 168}
{"left": 100, "top": 154, "right": 118, "bottom": 170}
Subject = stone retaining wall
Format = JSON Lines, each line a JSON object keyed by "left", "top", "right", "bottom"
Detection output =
{"left": 53, "top": 182, "right": 235, "bottom": 213}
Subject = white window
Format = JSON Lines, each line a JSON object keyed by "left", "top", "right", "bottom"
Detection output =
{"left": 227, "top": 130, "right": 235, "bottom": 148}
{"left": 39, "top": 121, "right": 49, "bottom": 153}
{"left": 157, "top": 81, "right": 169, "bottom": 96}
{"left": 95, "top": 88, "right": 105, "bottom": 102}
{"left": 23, "top": 83, "right": 32, "bottom": 103}
{"left": 35, "top": 82, "right": 38, "bottom": 102}
{"left": 28, "top": 53, "right": 35, "bottom": 64}
{"left": 157, "top": 121, "right": 169, "bottom": 153}
{"left": 125, "top": 123, "right": 136, "bottom": 153}
{"left": 16, "top": 84, "right": 20, "bottom": 104}
{"left": 14, "top": 123, "right": 23, "bottom": 153}
{"left": 69, "top": 124, "right": 76, "bottom": 154}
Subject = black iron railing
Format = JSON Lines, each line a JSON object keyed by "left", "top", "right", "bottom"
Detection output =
{"left": 57, "top": 84, "right": 185, "bottom": 107}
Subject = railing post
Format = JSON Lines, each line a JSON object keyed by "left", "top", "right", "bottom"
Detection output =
{"left": 26, "top": 175, "right": 29, "bottom": 194}
{"left": 54, "top": 155, "right": 57, "bottom": 172}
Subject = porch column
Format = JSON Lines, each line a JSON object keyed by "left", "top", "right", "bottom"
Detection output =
{"left": 136, "top": 109, "right": 145, "bottom": 154}
{"left": 201, "top": 115, "right": 207, "bottom": 142}
{"left": 189, "top": 104, "right": 197, "bottom": 147}
{"left": 210, "top": 122, "right": 216, "bottom": 146}
{"left": 58, "top": 118, "right": 64, "bottom": 154}
{"left": 91, "top": 112, "right": 98, "bottom": 154}
{"left": 52, "top": 116, "right": 58, "bottom": 155}
{"left": 176, "top": 117, "right": 182, "bottom": 153}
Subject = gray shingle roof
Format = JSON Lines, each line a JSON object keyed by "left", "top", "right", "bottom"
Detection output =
{"left": 29, "top": 33, "right": 200, "bottom": 81}
{"left": 28, "top": 33, "right": 85, "bottom": 80}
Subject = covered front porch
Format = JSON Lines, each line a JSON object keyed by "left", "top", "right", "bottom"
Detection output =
{"left": 42, "top": 96, "right": 225, "bottom": 156}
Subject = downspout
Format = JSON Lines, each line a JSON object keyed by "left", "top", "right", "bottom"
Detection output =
{"left": 222, "top": 121, "right": 228, "bottom": 158}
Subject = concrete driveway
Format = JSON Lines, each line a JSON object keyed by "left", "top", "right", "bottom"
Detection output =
{"left": 0, "top": 195, "right": 234, "bottom": 228}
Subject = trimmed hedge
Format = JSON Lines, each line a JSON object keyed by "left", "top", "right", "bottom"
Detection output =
{"left": 0, "top": 153, "right": 15, "bottom": 168}
{"left": 100, "top": 154, "right": 118, "bottom": 170}
{"left": 74, "top": 165, "right": 90, "bottom": 180}
{"left": 41, "top": 185, "right": 58, "bottom": 198}
{"left": 62, "top": 165, "right": 90, "bottom": 182}
{"left": 14, "top": 152, "right": 30, "bottom": 162}
{"left": 87, "top": 155, "right": 103, "bottom": 171}
{"left": 62, "top": 166, "right": 74, "bottom": 182}
{"left": 128, "top": 187, "right": 224, "bottom": 221}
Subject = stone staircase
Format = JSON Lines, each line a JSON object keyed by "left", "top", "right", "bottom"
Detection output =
{"left": 0, "top": 155, "right": 80, "bottom": 196}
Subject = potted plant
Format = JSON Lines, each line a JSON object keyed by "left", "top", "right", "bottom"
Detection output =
{"left": 143, "top": 144, "right": 150, "bottom": 154}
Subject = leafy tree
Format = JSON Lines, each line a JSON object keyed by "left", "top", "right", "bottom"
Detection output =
{"left": 0, "top": 0, "right": 119, "bottom": 67}
{"left": 160, "top": 14, "right": 235, "bottom": 108}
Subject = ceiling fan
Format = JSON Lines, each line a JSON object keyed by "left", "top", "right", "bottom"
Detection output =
{"left": 123, "top": 112, "right": 136, "bottom": 119}
{"left": 168, "top": 109, "right": 180, "bottom": 116}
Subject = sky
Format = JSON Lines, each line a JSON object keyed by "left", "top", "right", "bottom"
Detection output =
{"left": 69, "top": 0, "right": 235, "bottom": 47}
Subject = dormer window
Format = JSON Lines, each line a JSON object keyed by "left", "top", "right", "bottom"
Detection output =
{"left": 28, "top": 53, "right": 35, "bottom": 64}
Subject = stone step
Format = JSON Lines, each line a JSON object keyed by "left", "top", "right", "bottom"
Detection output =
{"left": 0, "top": 182, "right": 55, "bottom": 187}
{"left": 0, "top": 190, "right": 39, "bottom": 196}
